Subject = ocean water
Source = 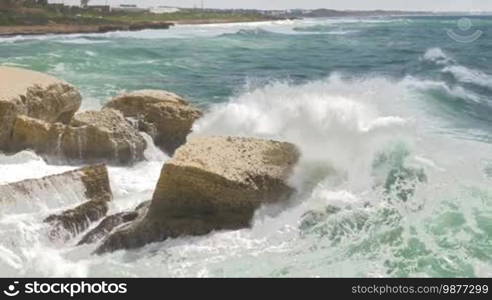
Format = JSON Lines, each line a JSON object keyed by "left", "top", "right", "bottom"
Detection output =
{"left": 0, "top": 16, "right": 492, "bottom": 277}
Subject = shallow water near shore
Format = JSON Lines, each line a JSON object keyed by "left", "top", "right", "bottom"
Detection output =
{"left": 1, "top": 16, "right": 492, "bottom": 277}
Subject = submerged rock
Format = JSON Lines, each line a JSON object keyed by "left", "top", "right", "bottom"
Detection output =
{"left": 42, "top": 164, "right": 113, "bottom": 240}
{"left": 299, "top": 205, "right": 342, "bottom": 233}
{"left": 0, "top": 66, "right": 81, "bottom": 152}
{"left": 11, "top": 109, "right": 146, "bottom": 165}
{"left": 96, "top": 136, "right": 299, "bottom": 253}
{"left": 45, "top": 196, "right": 110, "bottom": 241}
{"left": 372, "top": 144, "right": 427, "bottom": 202}
{"left": 77, "top": 201, "right": 150, "bottom": 245}
{"left": 104, "top": 90, "right": 202, "bottom": 155}
{"left": 384, "top": 167, "right": 427, "bottom": 202}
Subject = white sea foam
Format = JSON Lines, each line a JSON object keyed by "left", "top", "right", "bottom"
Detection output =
{"left": 107, "top": 133, "right": 169, "bottom": 213}
{"left": 422, "top": 48, "right": 492, "bottom": 89}
{"left": 421, "top": 47, "right": 454, "bottom": 65}
{"left": 56, "top": 38, "right": 108, "bottom": 45}
{"left": 0, "top": 151, "right": 75, "bottom": 185}
{"left": 193, "top": 75, "right": 419, "bottom": 192}
{"left": 443, "top": 65, "right": 492, "bottom": 89}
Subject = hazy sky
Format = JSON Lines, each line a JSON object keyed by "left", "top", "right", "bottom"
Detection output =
{"left": 54, "top": 1, "right": 492, "bottom": 11}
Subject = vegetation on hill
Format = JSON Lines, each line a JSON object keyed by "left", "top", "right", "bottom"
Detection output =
{"left": 0, "top": 2, "right": 273, "bottom": 27}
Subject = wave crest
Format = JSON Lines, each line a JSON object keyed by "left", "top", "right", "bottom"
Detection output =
{"left": 193, "top": 75, "right": 415, "bottom": 192}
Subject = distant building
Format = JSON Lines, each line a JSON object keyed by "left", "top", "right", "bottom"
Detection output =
{"left": 150, "top": 6, "right": 180, "bottom": 14}
{"left": 88, "top": 5, "right": 110, "bottom": 13}
{"left": 112, "top": 4, "right": 148, "bottom": 13}
{"left": 46, "top": 0, "right": 68, "bottom": 5}
{"left": 286, "top": 9, "right": 313, "bottom": 15}
{"left": 262, "top": 10, "right": 288, "bottom": 17}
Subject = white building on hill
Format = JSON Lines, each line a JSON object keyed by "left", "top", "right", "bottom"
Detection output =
{"left": 48, "top": 1, "right": 181, "bottom": 12}
{"left": 150, "top": 6, "right": 180, "bottom": 14}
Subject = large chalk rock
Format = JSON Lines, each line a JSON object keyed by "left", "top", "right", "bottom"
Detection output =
{"left": 11, "top": 109, "right": 146, "bottom": 165}
{"left": 104, "top": 90, "right": 202, "bottom": 154}
{"left": 96, "top": 136, "right": 299, "bottom": 253}
{"left": 0, "top": 66, "right": 81, "bottom": 151}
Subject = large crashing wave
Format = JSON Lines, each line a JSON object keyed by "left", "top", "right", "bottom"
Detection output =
{"left": 193, "top": 75, "right": 413, "bottom": 192}
{"left": 187, "top": 74, "right": 492, "bottom": 277}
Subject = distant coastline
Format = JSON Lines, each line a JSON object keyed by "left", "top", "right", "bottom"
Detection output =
{"left": 2, "top": 5, "right": 477, "bottom": 37}
{"left": 0, "top": 18, "right": 291, "bottom": 36}
{"left": 0, "top": 17, "right": 296, "bottom": 36}
{"left": 0, "top": 4, "right": 282, "bottom": 36}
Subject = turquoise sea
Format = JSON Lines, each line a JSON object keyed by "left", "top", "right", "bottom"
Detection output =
{"left": 0, "top": 16, "right": 491, "bottom": 277}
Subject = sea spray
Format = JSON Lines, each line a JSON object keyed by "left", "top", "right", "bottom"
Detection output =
{"left": 193, "top": 75, "right": 415, "bottom": 193}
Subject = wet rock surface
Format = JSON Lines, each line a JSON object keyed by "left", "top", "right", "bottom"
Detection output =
{"left": 77, "top": 201, "right": 150, "bottom": 246}
{"left": 11, "top": 109, "right": 146, "bottom": 165}
{"left": 96, "top": 136, "right": 299, "bottom": 253}
{"left": 104, "top": 90, "right": 202, "bottom": 155}
{"left": 42, "top": 164, "right": 113, "bottom": 241}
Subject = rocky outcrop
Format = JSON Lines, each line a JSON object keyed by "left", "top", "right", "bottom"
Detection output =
{"left": 0, "top": 66, "right": 81, "bottom": 152}
{"left": 96, "top": 136, "right": 299, "bottom": 253}
{"left": 77, "top": 201, "right": 150, "bottom": 246}
{"left": 11, "top": 109, "right": 146, "bottom": 165}
{"left": 0, "top": 164, "right": 111, "bottom": 215}
{"left": 104, "top": 90, "right": 202, "bottom": 154}
{"left": 42, "top": 164, "right": 113, "bottom": 241}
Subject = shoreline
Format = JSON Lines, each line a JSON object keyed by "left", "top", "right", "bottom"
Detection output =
{"left": 0, "top": 18, "right": 284, "bottom": 37}
{"left": 172, "top": 17, "right": 288, "bottom": 25}
{"left": 0, "top": 22, "right": 173, "bottom": 37}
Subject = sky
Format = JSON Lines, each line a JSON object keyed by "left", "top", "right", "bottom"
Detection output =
{"left": 51, "top": 1, "right": 492, "bottom": 11}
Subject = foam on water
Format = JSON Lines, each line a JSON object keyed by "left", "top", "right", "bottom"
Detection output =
{"left": 107, "top": 133, "right": 169, "bottom": 213}
{"left": 421, "top": 48, "right": 454, "bottom": 65}
{"left": 443, "top": 65, "right": 492, "bottom": 89}
{"left": 0, "top": 151, "right": 75, "bottom": 185}
{"left": 422, "top": 48, "right": 492, "bottom": 91}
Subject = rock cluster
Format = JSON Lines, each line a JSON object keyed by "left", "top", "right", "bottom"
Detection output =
{"left": 1, "top": 67, "right": 201, "bottom": 164}
{"left": 1, "top": 67, "right": 301, "bottom": 253}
